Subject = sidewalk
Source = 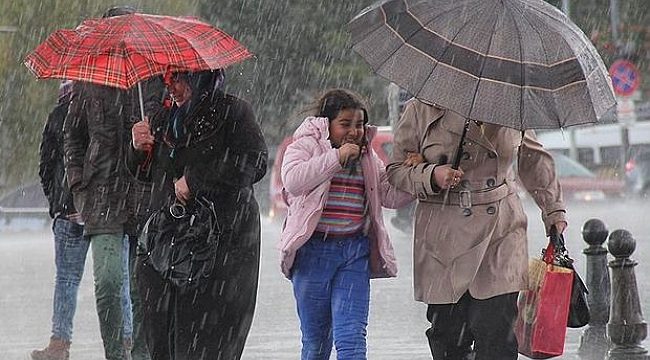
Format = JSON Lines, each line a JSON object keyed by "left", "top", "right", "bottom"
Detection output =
{"left": 242, "top": 216, "right": 590, "bottom": 360}
{"left": 1, "top": 209, "right": 647, "bottom": 359}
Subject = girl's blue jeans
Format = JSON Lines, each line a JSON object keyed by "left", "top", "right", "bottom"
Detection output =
{"left": 291, "top": 233, "right": 371, "bottom": 360}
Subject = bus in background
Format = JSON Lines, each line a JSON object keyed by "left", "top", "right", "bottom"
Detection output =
{"left": 536, "top": 121, "right": 650, "bottom": 172}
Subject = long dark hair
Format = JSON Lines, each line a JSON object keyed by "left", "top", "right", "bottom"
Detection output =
{"left": 305, "top": 88, "right": 369, "bottom": 125}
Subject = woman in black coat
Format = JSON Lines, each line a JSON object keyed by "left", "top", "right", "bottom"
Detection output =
{"left": 129, "top": 69, "right": 268, "bottom": 360}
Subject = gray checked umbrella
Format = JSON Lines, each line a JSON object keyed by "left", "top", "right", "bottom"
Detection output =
{"left": 348, "top": 0, "right": 617, "bottom": 131}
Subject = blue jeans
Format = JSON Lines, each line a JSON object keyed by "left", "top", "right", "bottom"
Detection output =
{"left": 51, "top": 217, "right": 89, "bottom": 341}
{"left": 291, "top": 234, "right": 371, "bottom": 360}
{"left": 50, "top": 219, "right": 133, "bottom": 341}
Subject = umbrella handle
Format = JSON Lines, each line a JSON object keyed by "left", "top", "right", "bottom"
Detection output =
{"left": 451, "top": 118, "right": 471, "bottom": 169}
{"left": 442, "top": 118, "right": 471, "bottom": 209}
{"left": 136, "top": 82, "right": 152, "bottom": 170}
{"left": 138, "top": 82, "right": 145, "bottom": 121}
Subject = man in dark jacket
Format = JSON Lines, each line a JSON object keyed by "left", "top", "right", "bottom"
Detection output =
{"left": 64, "top": 79, "right": 163, "bottom": 360}
{"left": 31, "top": 81, "right": 88, "bottom": 360}
{"left": 62, "top": 7, "right": 164, "bottom": 360}
{"left": 34, "top": 82, "right": 145, "bottom": 360}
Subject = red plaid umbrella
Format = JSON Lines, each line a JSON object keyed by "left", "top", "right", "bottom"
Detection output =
{"left": 24, "top": 13, "right": 252, "bottom": 90}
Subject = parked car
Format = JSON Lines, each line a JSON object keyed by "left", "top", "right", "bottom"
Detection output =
{"left": 547, "top": 151, "right": 626, "bottom": 201}
{"left": 268, "top": 126, "right": 394, "bottom": 221}
{"left": 625, "top": 150, "right": 650, "bottom": 197}
{"left": 0, "top": 181, "right": 49, "bottom": 232}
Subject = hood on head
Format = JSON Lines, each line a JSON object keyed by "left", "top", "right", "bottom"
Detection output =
{"left": 58, "top": 80, "right": 74, "bottom": 102}
{"left": 168, "top": 69, "right": 225, "bottom": 105}
{"left": 102, "top": 5, "right": 136, "bottom": 18}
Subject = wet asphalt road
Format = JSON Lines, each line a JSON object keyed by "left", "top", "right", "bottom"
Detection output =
{"left": 1, "top": 196, "right": 649, "bottom": 359}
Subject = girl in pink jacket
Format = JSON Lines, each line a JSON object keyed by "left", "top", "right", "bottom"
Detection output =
{"left": 279, "top": 89, "right": 413, "bottom": 360}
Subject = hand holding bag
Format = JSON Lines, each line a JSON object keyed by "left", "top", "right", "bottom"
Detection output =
{"left": 514, "top": 237, "right": 574, "bottom": 359}
{"left": 549, "top": 228, "right": 590, "bottom": 328}
{"left": 138, "top": 196, "right": 220, "bottom": 289}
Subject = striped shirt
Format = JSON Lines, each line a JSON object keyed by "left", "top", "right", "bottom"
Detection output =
{"left": 315, "top": 165, "right": 367, "bottom": 237}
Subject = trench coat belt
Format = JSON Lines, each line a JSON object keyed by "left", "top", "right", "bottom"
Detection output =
{"left": 419, "top": 182, "right": 511, "bottom": 207}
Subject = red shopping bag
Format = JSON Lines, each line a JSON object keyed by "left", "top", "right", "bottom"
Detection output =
{"left": 514, "top": 242, "right": 574, "bottom": 359}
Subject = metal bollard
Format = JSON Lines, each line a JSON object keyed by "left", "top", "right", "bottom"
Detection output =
{"left": 579, "top": 219, "right": 611, "bottom": 358}
{"left": 607, "top": 229, "right": 649, "bottom": 360}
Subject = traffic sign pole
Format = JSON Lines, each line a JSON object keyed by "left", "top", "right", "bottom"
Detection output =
{"left": 609, "top": 59, "right": 640, "bottom": 176}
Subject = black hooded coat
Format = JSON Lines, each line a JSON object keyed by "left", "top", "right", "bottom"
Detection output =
{"left": 127, "top": 70, "right": 268, "bottom": 360}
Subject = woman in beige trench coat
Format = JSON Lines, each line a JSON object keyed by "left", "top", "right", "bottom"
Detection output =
{"left": 387, "top": 99, "right": 568, "bottom": 360}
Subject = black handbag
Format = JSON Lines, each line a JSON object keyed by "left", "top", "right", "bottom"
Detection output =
{"left": 138, "top": 196, "right": 221, "bottom": 289}
{"left": 549, "top": 227, "right": 590, "bottom": 328}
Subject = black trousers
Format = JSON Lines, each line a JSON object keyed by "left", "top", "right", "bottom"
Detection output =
{"left": 135, "top": 227, "right": 261, "bottom": 360}
{"left": 425, "top": 291, "right": 519, "bottom": 360}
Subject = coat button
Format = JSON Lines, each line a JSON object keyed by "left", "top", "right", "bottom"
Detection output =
{"left": 486, "top": 178, "right": 496, "bottom": 187}
{"left": 487, "top": 152, "right": 497, "bottom": 159}
{"left": 486, "top": 206, "right": 496, "bottom": 215}
{"left": 462, "top": 209, "right": 472, "bottom": 217}
{"left": 462, "top": 152, "right": 471, "bottom": 160}
{"left": 461, "top": 180, "right": 470, "bottom": 188}
{"left": 418, "top": 192, "right": 426, "bottom": 200}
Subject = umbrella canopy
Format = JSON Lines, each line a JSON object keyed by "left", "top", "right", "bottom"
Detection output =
{"left": 348, "top": 0, "right": 616, "bottom": 130}
{"left": 24, "top": 13, "right": 252, "bottom": 90}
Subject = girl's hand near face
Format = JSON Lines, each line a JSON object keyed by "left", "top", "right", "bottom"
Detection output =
{"left": 338, "top": 143, "right": 361, "bottom": 166}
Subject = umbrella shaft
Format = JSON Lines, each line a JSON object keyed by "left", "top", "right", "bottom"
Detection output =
{"left": 451, "top": 119, "right": 471, "bottom": 169}
{"left": 138, "top": 83, "right": 145, "bottom": 121}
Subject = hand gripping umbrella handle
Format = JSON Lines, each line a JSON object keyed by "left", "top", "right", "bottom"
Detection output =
{"left": 443, "top": 118, "right": 471, "bottom": 209}
{"left": 451, "top": 118, "right": 471, "bottom": 169}
{"left": 136, "top": 82, "right": 154, "bottom": 171}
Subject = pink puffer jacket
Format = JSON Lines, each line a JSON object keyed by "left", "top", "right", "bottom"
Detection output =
{"left": 278, "top": 117, "right": 414, "bottom": 279}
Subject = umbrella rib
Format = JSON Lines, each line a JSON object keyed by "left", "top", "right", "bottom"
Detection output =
{"left": 408, "top": 0, "right": 486, "bottom": 97}
{"left": 368, "top": 0, "right": 420, "bottom": 82}
{"left": 515, "top": 2, "right": 564, "bottom": 128}
{"left": 502, "top": 3, "right": 526, "bottom": 130}
{"left": 368, "top": 0, "right": 484, "bottom": 96}
{"left": 528, "top": 1, "right": 608, "bottom": 128}
{"left": 464, "top": 1, "right": 503, "bottom": 121}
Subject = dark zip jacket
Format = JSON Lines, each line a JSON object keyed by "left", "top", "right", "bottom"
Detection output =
{"left": 39, "top": 96, "right": 76, "bottom": 219}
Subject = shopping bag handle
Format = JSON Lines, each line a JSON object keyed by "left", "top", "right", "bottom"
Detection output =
{"left": 549, "top": 225, "right": 566, "bottom": 250}
{"left": 544, "top": 225, "right": 569, "bottom": 265}
{"left": 543, "top": 242, "right": 555, "bottom": 264}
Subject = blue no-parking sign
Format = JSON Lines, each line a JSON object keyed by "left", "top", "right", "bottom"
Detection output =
{"left": 609, "top": 59, "right": 640, "bottom": 97}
